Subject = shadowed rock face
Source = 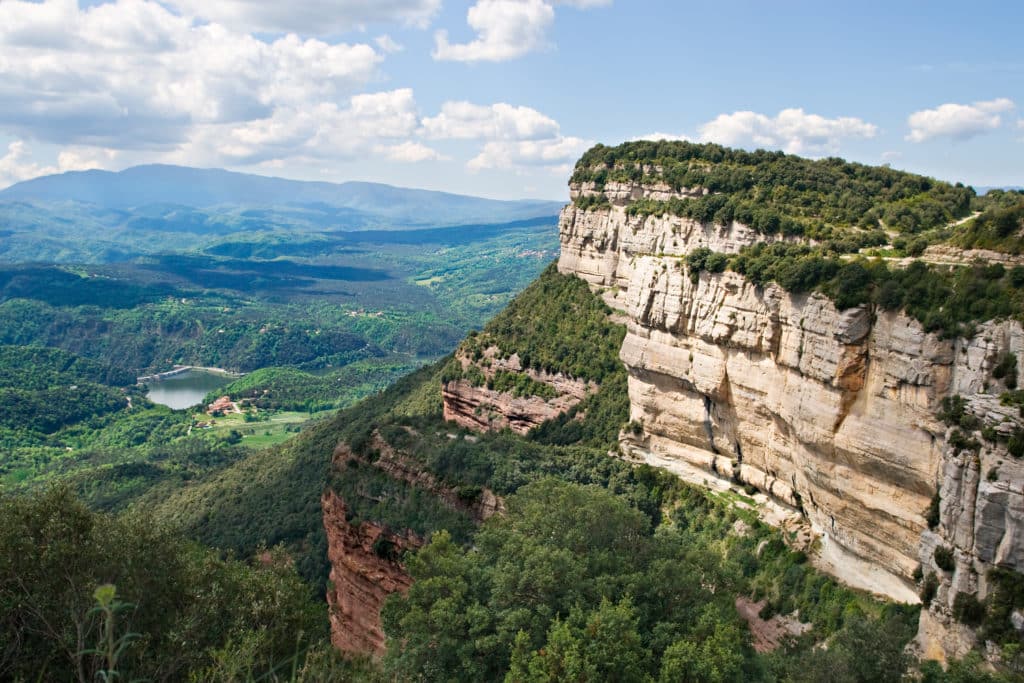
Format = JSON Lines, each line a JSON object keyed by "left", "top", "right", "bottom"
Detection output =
{"left": 556, "top": 180, "right": 1024, "bottom": 662}
{"left": 322, "top": 490, "right": 420, "bottom": 656}
{"left": 322, "top": 435, "right": 503, "bottom": 656}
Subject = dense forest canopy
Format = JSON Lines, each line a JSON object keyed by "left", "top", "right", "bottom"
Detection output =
{"left": 572, "top": 140, "right": 974, "bottom": 236}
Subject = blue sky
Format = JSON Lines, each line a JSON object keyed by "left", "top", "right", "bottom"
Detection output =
{"left": 0, "top": 0, "right": 1020, "bottom": 198}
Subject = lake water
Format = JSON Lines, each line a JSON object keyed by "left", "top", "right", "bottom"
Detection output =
{"left": 146, "top": 369, "right": 232, "bottom": 410}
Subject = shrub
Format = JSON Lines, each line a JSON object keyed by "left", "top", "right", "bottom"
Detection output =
{"left": 934, "top": 546, "right": 956, "bottom": 572}
{"left": 920, "top": 573, "right": 939, "bottom": 606}
{"left": 952, "top": 592, "right": 986, "bottom": 626}
{"left": 993, "top": 352, "right": 1019, "bottom": 389}
{"left": 1008, "top": 430, "right": 1024, "bottom": 458}
{"left": 926, "top": 492, "right": 941, "bottom": 530}
{"left": 372, "top": 535, "right": 399, "bottom": 561}
{"left": 949, "top": 430, "right": 981, "bottom": 454}
{"left": 981, "top": 567, "right": 1024, "bottom": 645}
{"left": 573, "top": 194, "right": 611, "bottom": 211}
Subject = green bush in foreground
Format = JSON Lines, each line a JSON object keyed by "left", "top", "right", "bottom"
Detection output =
{"left": 0, "top": 486, "right": 327, "bottom": 681}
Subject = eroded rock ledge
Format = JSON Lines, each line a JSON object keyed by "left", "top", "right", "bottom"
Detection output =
{"left": 442, "top": 346, "right": 595, "bottom": 435}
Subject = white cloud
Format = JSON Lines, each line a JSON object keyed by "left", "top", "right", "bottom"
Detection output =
{"left": 421, "top": 102, "right": 560, "bottom": 140}
{"left": 0, "top": 141, "right": 55, "bottom": 187}
{"left": 432, "top": 0, "right": 612, "bottom": 63}
{"left": 163, "top": 0, "right": 442, "bottom": 35}
{"left": 468, "top": 136, "right": 590, "bottom": 171}
{"left": 698, "top": 108, "right": 877, "bottom": 155}
{"left": 0, "top": 0, "right": 593, "bottom": 190}
{"left": 174, "top": 89, "right": 421, "bottom": 166}
{"left": 433, "top": 0, "right": 554, "bottom": 62}
{"left": 906, "top": 98, "right": 1015, "bottom": 143}
{"left": 378, "top": 141, "right": 449, "bottom": 162}
{"left": 0, "top": 0, "right": 382, "bottom": 149}
{"left": 0, "top": 141, "right": 118, "bottom": 188}
{"left": 420, "top": 99, "right": 585, "bottom": 173}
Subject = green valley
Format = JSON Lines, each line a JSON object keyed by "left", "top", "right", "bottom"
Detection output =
{"left": 0, "top": 174, "right": 560, "bottom": 512}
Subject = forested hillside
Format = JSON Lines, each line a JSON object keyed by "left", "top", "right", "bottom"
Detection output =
{"left": 137, "top": 268, "right": 944, "bottom": 680}
{"left": 2, "top": 210, "right": 561, "bottom": 516}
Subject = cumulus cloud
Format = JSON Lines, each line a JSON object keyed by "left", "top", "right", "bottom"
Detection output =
{"left": 378, "top": 141, "right": 449, "bottom": 162}
{"left": 0, "top": 0, "right": 382, "bottom": 149}
{"left": 0, "top": 0, "right": 592, "bottom": 184}
{"left": 433, "top": 0, "right": 610, "bottom": 62}
{"left": 0, "top": 141, "right": 118, "bottom": 188}
{"left": 163, "top": 0, "right": 442, "bottom": 35}
{"left": 433, "top": 0, "right": 554, "bottom": 62}
{"left": 0, "top": 142, "right": 55, "bottom": 187}
{"left": 173, "top": 89, "right": 421, "bottom": 166}
{"left": 906, "top": 98, "right": 1015, "bottom": 142}
{"left": 419, "top": 99, "right": 585, "bottom": 173}
{"left": 468, "top": 136, "right": 590, "bottom": 172}
{"left": 421, "top": 102, "right": 560, "bottom": 140}
{"left": 698, "top": 108, "right": 878, "bottom": 155}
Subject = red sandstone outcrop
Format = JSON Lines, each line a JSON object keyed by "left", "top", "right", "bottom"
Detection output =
{"left": 442, "top": 347, "right": 595, "bottom": 434}
{"left": 323, "top": 430, "right": 505, "bottom": 656}
{"left": 322, "top": 490, "right": 420, "bottom": 656}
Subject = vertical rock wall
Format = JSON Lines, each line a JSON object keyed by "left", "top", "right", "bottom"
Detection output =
{"left": 557, "top": 185, "right": 1024, "bottom": 661}
{"left": 322, "top": 490, "right": 420, "bottom": 656}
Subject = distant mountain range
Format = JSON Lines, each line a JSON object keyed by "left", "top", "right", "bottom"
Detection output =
{"left": 0, "top": 164, "right": 564, "bottom": 227}
{"left": 0, "top": 165, "right": 565, "bottom": 263}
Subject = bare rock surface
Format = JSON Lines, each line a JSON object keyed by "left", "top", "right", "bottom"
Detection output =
{"left": 442, "top": 347, "right": 595, "bottom": 435}
{"left": 557, "top": 184, "right": 1024, "bottom": 662}
{"left": 322, "top": 490, "right": 420, "bottom": 656}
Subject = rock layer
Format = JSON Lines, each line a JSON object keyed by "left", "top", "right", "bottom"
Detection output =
{"left": 322, "top": 489, "right": 420, "bottom": 656}
{"left": 556, "top": 185, "right": 1024, "bottom": 661}
{"left": 442, "top": 347, "right": 595, "bottom": 434}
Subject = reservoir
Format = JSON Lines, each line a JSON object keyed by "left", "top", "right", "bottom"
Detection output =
{"left": 145, "top": 369, "right": 232, "bottom": 410}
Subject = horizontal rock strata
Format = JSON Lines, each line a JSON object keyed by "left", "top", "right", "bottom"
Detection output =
{"left": 556, "top": 182, "right": 1024, "bottom": 661}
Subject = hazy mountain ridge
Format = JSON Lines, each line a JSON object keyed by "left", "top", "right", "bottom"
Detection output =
{"left": 0, "top": 164, "right": 563, "bottom": 225}
{"left": 0, "top": 165, "right": 564, "bottom": 263}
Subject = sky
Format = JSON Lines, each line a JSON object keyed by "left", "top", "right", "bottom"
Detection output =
{"left": 0, "top": 0, "right": 1021, "bottom": 199}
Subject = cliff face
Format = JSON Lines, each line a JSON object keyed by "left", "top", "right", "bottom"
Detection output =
{"left": 557, "top": 181, "right": 1024, "bottom": 661}
{"left": 323, "top": 431, "right": 504, "bottom": 656}
{"left": 322, "top": 489, "right": 420, "bottom": 656}
{"left": 442, "top": 347, "right": 596, "bottom": 435}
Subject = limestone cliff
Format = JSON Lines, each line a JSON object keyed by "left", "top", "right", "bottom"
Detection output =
{"left": 556, "top": 179, "right": 1024, "bottom": 662}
